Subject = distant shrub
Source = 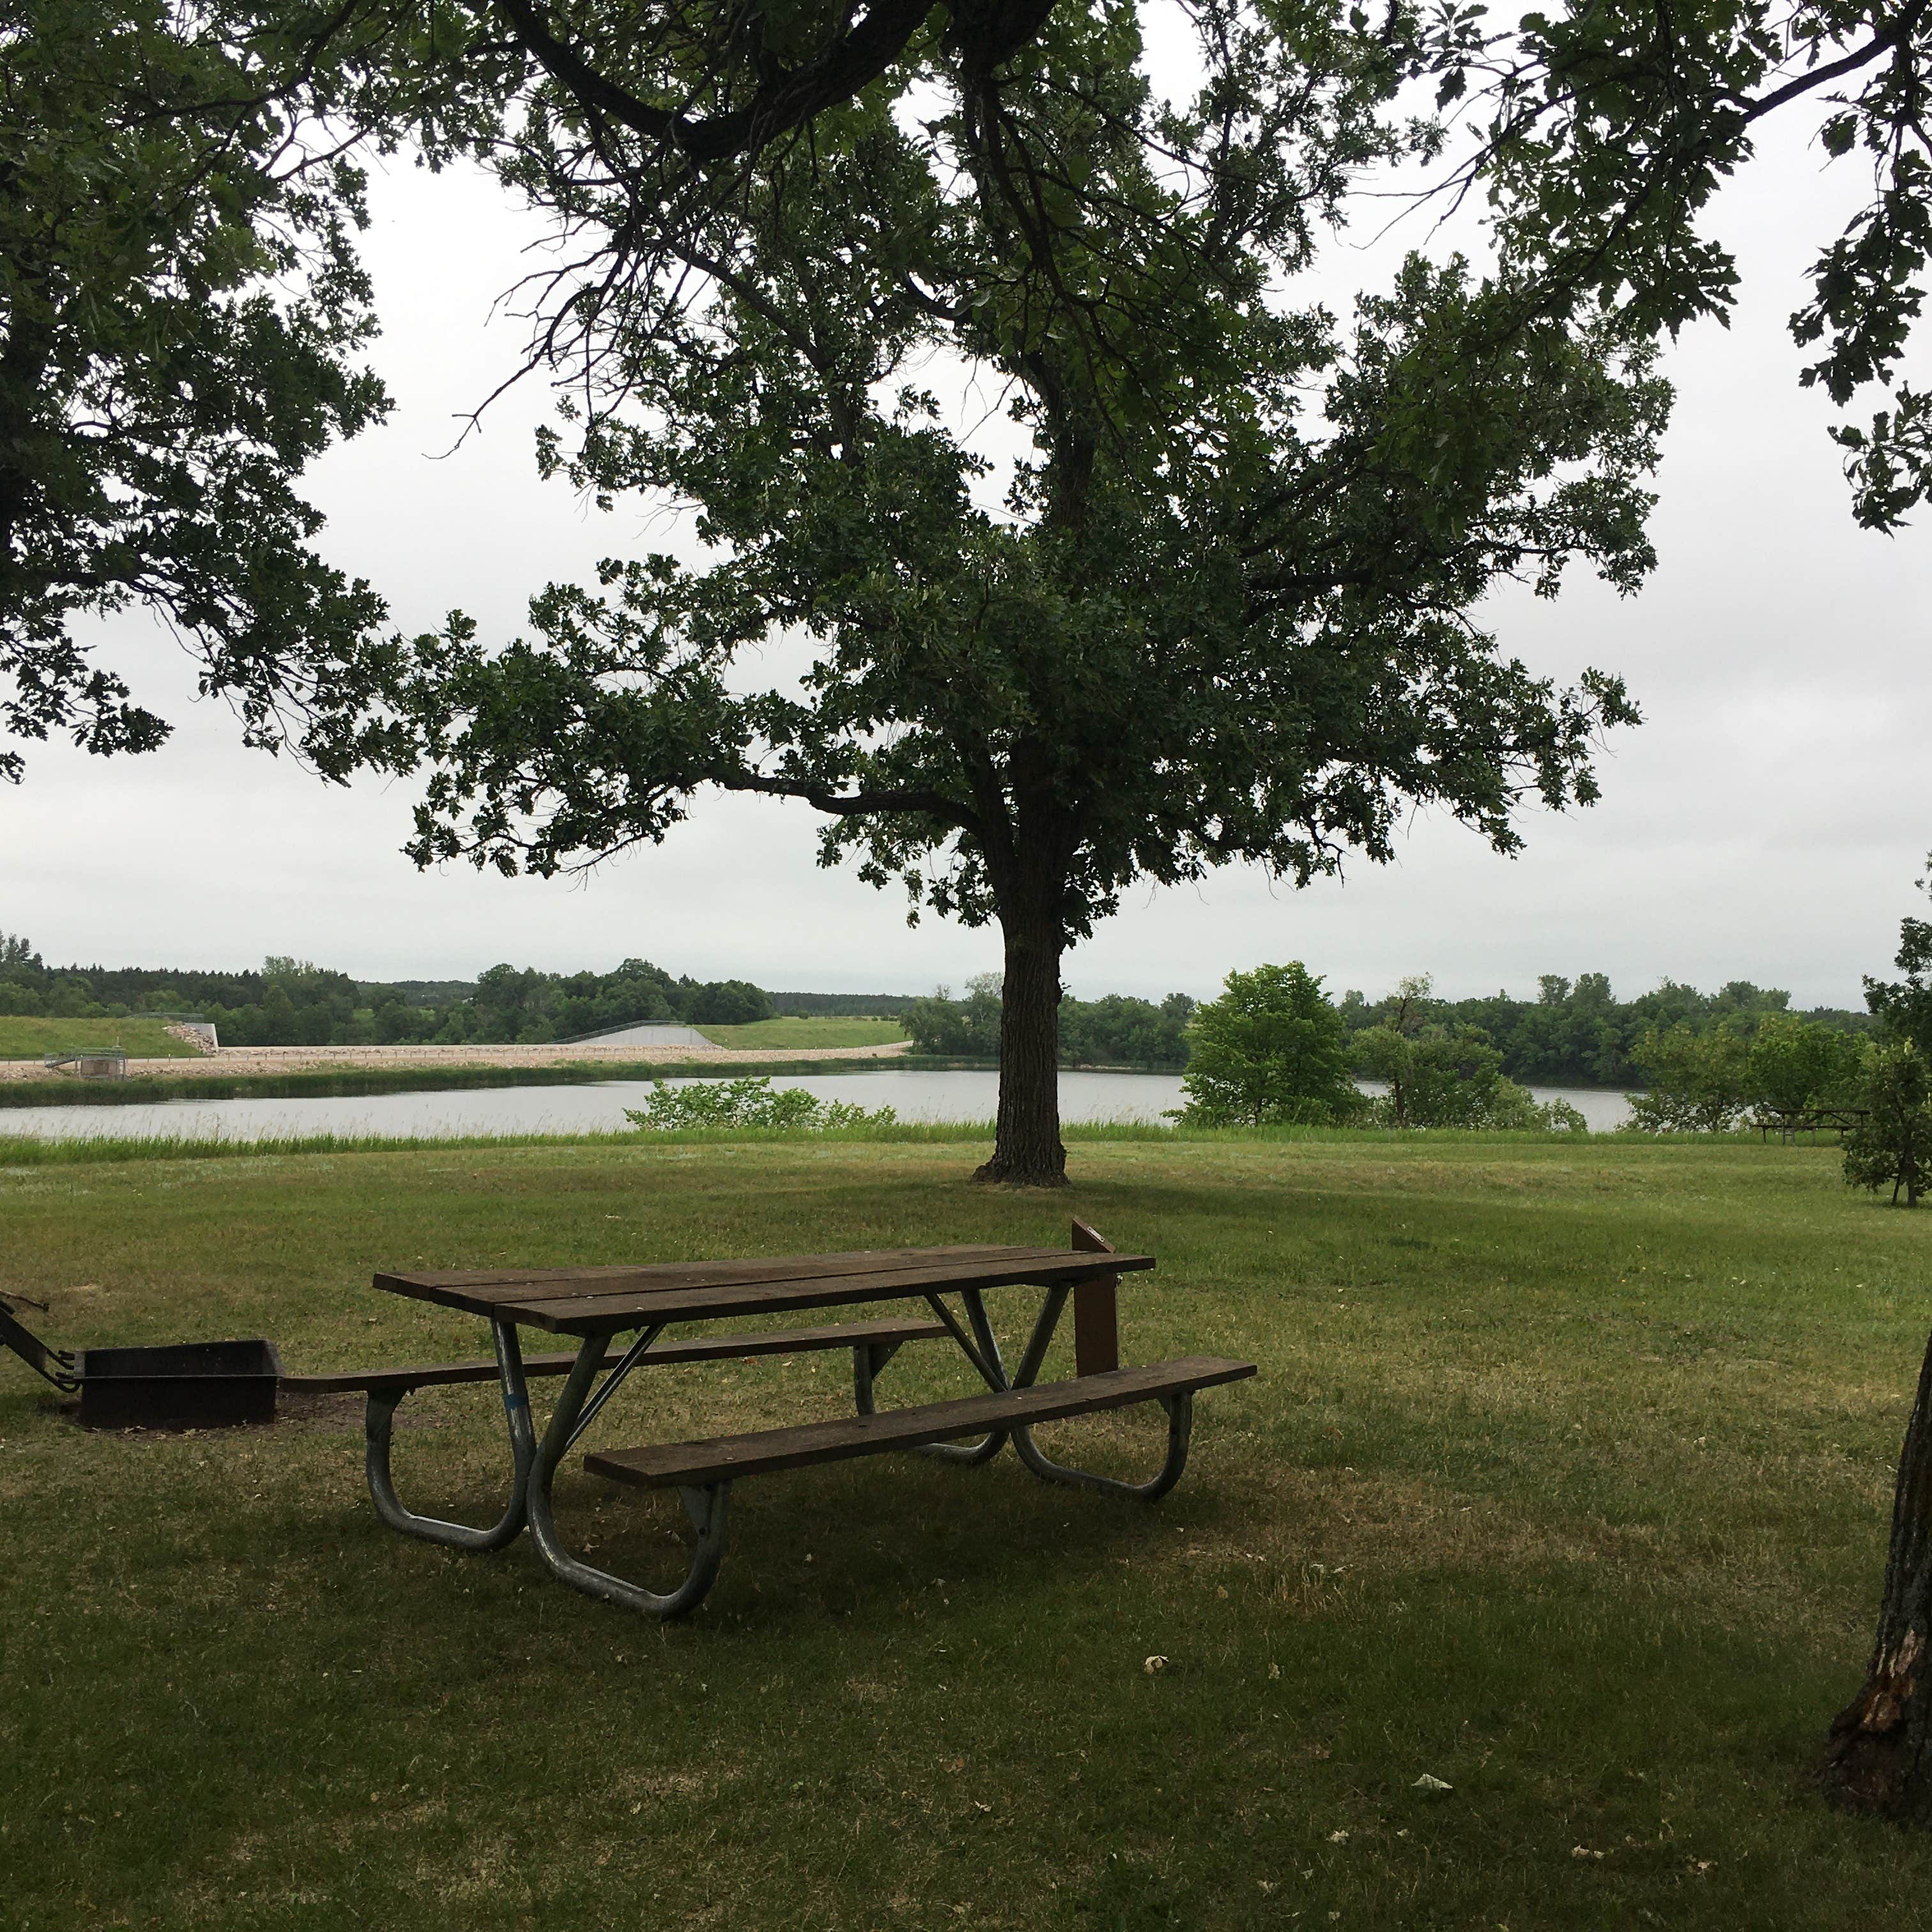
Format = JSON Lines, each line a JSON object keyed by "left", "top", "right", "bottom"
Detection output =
{"left": 624, "top": 1077, "right": 897, "bottom": 1132}
{"left": 901, "top": 974, "right": 1004, "bottom": 1057}
{"left": 1844, "top": 1042, "right": 1932, "bottom": 1208}
{"left": 1535, "top": 1095, "right": 1591, "bottom": 1134}
{"left": 1620, "top": 1014, "right": 1860, "bottom": 1135}
{"left": 1349, "top": 977, "right": 1571, "bottom": 1130}
{"left": 1620, "top": 1022, "right": 1752, "bottom": 1132}
{"left": 1176, "top": 962, "right": 1362, "bottom": 1126}
{"left": 686, "top": 979, "right": 776, "bottom": 1026}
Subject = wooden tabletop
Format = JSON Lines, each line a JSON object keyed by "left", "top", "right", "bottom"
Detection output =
{"left": 372, "top": 1243, "right": 1155, "bottom": 1338}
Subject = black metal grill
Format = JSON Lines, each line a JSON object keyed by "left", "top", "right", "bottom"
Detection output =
{"left": 1, "top": 1294, "right": 282, "bottom": 1429}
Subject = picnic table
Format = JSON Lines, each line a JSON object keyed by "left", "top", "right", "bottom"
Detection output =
{"left": 347, "top": 1225, "right": 1255, "bottom": 1618}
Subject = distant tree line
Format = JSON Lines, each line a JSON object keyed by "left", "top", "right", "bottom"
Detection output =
{"left": 769, "top": 992, "right": 921, "bottom": 1017}
{"left": 0, "top": 935, "right": 779, "bottom": 1047}
{"left": 0, "top": 927, "right": 1878, "bottom": 1076}
{"left": 903, "top": 977, "right": 1198, "bottom": 1070}
{"left": 901, "top": 971, "right": 1870, "bottom": 1080}
{"left": 1337, "top": 974, "right": 1869, "bottom": 1089}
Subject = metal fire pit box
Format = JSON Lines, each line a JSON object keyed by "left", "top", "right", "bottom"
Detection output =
{"left": 76, "top": 1338, "right": 283, "bottom": 1430}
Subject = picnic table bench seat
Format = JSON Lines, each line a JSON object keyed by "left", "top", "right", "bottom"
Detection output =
{"left": 280, "top": 1317, "right": 949, "bottom": 1397}
{"left": 585, "top": 1356, "right": 1257, "bottom": 1489}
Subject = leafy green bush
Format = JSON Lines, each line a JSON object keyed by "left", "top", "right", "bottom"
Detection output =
{"left": 1747, "top": 1012, "right": 1864, "bottom": 1115}
{"left": 900, "top": 976, "right": 1004, "bottom": 1057}
{"left": 1532, "top": 1094, "right": 1591, "bottom": 1134}
{"left": 1621, "top": 1022, "right": 1752, "bottom": 1132}
{"left": 623, "top": 1077, "right": 898, "bottom": 1132}
{"left": 1844, "top": 1043, "right": 1932, "bottom": 1207}
{"left": 1348, "top": 977, "right": 1568, "bottom": 1130}
{"left": 1622, "top": 1013, "right": 1862, "bottom": 1133}
{"left": 1174, "top": 963, "right": 1361, "bottom": 1126}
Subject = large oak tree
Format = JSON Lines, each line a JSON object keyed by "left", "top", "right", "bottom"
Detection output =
{"left": 393, "top": 0, "right": 1664, "bottom": 1184}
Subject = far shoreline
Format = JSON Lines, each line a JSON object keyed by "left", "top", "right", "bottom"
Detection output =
{"left": 0, "top": 1041, "right": 910, "bottom": 1108}
{"left": 0, "top": 1046, "right": 1643, "bottom": 1113}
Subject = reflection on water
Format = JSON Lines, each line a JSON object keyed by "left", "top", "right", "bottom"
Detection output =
{"left": 0, "top": 1068, "right": 1633, "bottom": 1142}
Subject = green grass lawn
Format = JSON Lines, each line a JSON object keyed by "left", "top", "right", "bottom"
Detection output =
{"left": 3, "top": 1132, "right": 1931, "bottom": 1929}
{"left": 0, "top": 1013, "right": 208, "bottom": 1061}
{"left": 696, "top": 1015, "right": 908, "bottom": 1048}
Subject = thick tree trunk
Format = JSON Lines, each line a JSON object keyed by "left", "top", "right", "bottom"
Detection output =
{"left": 974, "top": 903, "right": 1068, "bottom": 1186}
{"left": 1818, "top": 1326, "right": 1932, "bottom": 1821}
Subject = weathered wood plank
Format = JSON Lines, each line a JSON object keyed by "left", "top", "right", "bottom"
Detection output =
{"left": 504, "top": 1250, "right": 1156, "bottom": 1336}
{"left": 379, "top": 1244, "right": 1038, "bottom": 1298}
{"left": 281, "top": 1318, "right": 951, "bottom": 1395}
{"left": 585, "top": 1356, "right": 1257, "bottom": 1489}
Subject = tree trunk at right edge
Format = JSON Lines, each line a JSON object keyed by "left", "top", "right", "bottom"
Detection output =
{"left": 974, "top": 906, "right": 1067, "bottom": 1187}
{"left": 1818, "top": 1326, "right": 1932, "bottom": 1822}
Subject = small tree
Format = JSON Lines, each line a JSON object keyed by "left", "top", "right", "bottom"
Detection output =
{"left": 1354, "top": 1013, "right": 1524, "bottom": 1127}
{"left": 1348, "top": 973, "right": 1587, "bottom": 1130}
{"left": 901, "top": 977, "right": 1004, "bottom": 1059}
{"left": 1623, "top": 1022, "right": 1752, "bottom": 1133}
{"left": 1746, "top": 1013, "right": 1864, "bottom": 1116}
{"left": 1867, "top": 864, "right": 1932, "bottom": 1057}
{"left": 1845, "top": 1043, "right": 1932, "bottom": 1209}
{"left": 1177, "top": 964, "right": 1360, "bottom": 1128}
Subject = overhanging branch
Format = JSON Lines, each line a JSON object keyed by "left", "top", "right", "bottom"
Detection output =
{"left": 716, "top": 767, "right": 979, "bottom": 832}
{"left": 493, "top": 0, "right": 940, "bottom": 164}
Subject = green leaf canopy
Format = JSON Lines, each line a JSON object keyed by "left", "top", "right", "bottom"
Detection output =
{"left": 0, "top": 0, "right": 406, "bottom": 782}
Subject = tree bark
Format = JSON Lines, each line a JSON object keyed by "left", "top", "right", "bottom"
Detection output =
{"left": 1818, "top": 1325, "right": 1932, "bottom": 1821}
{"left": 974, "top": 900, "right": 1068, "bottom": 1186}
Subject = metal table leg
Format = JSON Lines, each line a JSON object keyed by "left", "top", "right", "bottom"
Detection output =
{"left": 524, "top": 1333, "right": 730, "bottom": 1618}
{"left": 1009, "top": 1389, "right": 1197, "bottom": 1501}
{"left": 906, "top": 1289, "right": 1014, "bottom": 1464}
{"left": 962, "top": 1284, "right": 1198, "bottom": 1502}
{"left": 364, "top": 1319, "right": 536, "bottom": 1551}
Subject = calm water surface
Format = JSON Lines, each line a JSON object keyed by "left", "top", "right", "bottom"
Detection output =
{"left": 0, "top": 1068, "right": 1633, "bottom": 1141}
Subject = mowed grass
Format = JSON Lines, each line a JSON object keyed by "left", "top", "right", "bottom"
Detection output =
{"left": 3, "top": 1133, "right": 1931, "bottom": 1930}
{"left": 0, "top": 1013, "right": 206, "bottom": 1060}
{"left": 695, "top": 1015, "right": 908, "bottom": 1048}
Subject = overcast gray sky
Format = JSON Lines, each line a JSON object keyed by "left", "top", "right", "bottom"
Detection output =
{"left": 6, "top": 103, "right": 1926, "bottom": 1008}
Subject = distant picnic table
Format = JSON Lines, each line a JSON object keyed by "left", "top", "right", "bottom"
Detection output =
{"left": 342, "top": 1225, "right": 1254, "bottom": 1618}
{"left": 1754, "top": 1106, "right": 1869, "bottom": 1144}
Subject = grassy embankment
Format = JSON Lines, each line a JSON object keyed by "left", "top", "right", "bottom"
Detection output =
{"left": 0, "top": 1014, "right": 205, "bottom": 1060}
{"left": 3, "top": 1132, "right": 1931, "bottom": 1929}
{"left": 696, "top": 1016, "right": 907, "bottom": 1049}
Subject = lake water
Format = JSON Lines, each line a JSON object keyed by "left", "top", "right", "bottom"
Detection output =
{"left": 0, "top": 1068, "right": 1634, "bottom": 1142}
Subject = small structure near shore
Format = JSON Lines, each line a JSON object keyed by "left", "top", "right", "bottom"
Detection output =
{"left": 42, "top": 1048, "right": 129, "bottom": 1080}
